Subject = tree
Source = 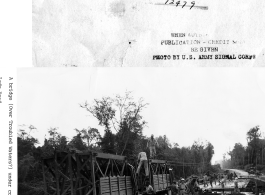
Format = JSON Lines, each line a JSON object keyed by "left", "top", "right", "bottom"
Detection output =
{"left": 247, "top": 126, "right": 261, "bottom": 164}
{"left": 47, "top": 127, "right": 62, "bottom": 149}
{"left": 74, "top": 127, "right": 101, "bottom": 148}
{"left": 228, "top": 143, "right": 245, "bottom": 167}
{"left": 17, "top": 125, "right": 44, "bottom": 195}
{"left": 205, "top": 142, "right": 214, "bottom": 164}
{"left": 80, "top": 91, "right": 148, "bottom": 156}
{"left": 100, "top": 129, "right": 116, "bottom": 154}
{"left": 80, "top": 97, "right": 115, "bottom": 130}
{"left": 69, "top": 133, "right": 87, "bottom": 151}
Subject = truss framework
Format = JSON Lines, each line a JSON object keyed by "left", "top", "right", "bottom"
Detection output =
{"left": 42, "top": 151, "right": 135, "bottom": 195}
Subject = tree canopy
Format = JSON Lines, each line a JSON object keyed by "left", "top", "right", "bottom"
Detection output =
{"left": 222, "top": 125, "right": 265, "bottom": 173}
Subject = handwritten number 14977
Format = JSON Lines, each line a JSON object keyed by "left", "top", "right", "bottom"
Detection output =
{"left": 165, "top": 0, "right": 195, "bottom": 9}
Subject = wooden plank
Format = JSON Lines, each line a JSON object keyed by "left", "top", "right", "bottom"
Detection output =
{"left": 100, "top": 187, "right": 132, "bottom": 193}
{"left": 109, "top": 176, "right": 113, "bottom": 195}
{"left": 150, "top": 159, "right": 167, "bottom": 164}
{"left": 100, "top": 187, "right": 132, "bottom": 191}
{"left": 102, "top": 190, "right": 133, "bottom": 195}
{"left": 157, "top": 173, "right": 160, "bottom": 191}
{"left": 166, "top": 174, "right": 169, "bottom": 187}
{"left": 100, "top": 176, "right": 132, "bottom": 195}
{"left": 125, "top": 176, "right": 128, "bottom": 195}
{"left": 161, "top": 174, "right": 164, "bottom": 188}
{"left": 96, "top": 153, "right": 126, "bottom": 161}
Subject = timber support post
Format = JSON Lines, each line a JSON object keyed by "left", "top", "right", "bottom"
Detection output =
{"left": 91, "top": 152, "right": 97, "bottom": 195}
{"left": 68, "top": 152, "right": 74, "bottom": 195}
{"left": 55, "top": 152, "right": 60, "bottom": 195}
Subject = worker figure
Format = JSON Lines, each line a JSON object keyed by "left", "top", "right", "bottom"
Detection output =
{"left": 234, "top": 172, "right": 237, "bottom": 179}
{"left": 229, "top": 172, "right": 233, "bottom": 181}
{"left": 223, "top": 174, "right": 227, "bottom": 186}
{"left": 171, "top": 181, "right": 178, "bottom": 195}
{"left": 145, "top": 181, "right": 154, "bottom": 195}
{"left": 233, "top": 177, "right": 240, "bottom": 194}
{"left": 203, "top": 174, "right": 208, "bottom": 187}
{"left": 213, "top": 173, "right": 217, "bottom": 185}
{"left": 136, "top": 152, "right": 149, "bottom": 177}
{"left": 217, "top": 174, "right": 221, "bottom": 185}
{"left": 147, "top": 134, "right": 159, "bottom": 159}
{"left": 220, "top": 175, "right": 225, "bottom": 188}
{"left": 179, "top": 178, "right": 186, "bottom": 195}
{"left": 209, "top": 174, "right": 213, "bottom": 188}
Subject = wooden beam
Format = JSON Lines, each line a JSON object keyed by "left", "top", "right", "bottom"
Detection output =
{"left": 85, "top": 188, "right": 94, "bottom": 195}
{"left": 91, "top": 154, "right": 97, "bottom": 195}
{"left": 105, "top": 159, "right": 111, "bottom": 176}
{"left": 117, "top": 176, "right": 120, "bottom": 195}
{"left": 96, "top": 153, "right": 126, "bottom": 161}
{"left": 149, "top": 159, "right": 167, "bottom": 164}
{"left": 109, "top": 176, "right": 112, "bottom": 195}
{"left": 80, "top": 157, "right": 91, "bottom": 172}
{"left": 111, "top": 160, "right": 114, "bottom": 176}
{"left": 68, "top": 153, "right": 75, "bottom": 195}
{"left": 121, "top": 162, "right": 125, "bottom": 176}
{"left": 95, "top": 160, "right": 105, "bottom": 177}
{"left": 114, "top": 160, "right": 121, "bottom": 176}
{"left": 54, "top": 153, "right": 60, "bottom": 195}
{"left": 125, "top": 176, "right": 128, "bottom": 195}
{"left": 75, "top": 154, "right": 81, "bottom": 194}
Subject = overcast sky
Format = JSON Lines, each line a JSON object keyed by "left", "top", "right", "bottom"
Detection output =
{"left": 18, "top": 68, "right": 265, "bottom": 163}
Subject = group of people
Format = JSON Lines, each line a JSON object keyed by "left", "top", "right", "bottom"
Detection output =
{"left": 171, "top": 177, "right": 200, "bottom": 195}
{"left": 202, "top": 172, "right": 238, "bottom": 188}
{"left": 202, "top": 172, "right": 240, "bottom": 194}
{"left": 137, "top": 136, "right": 241, "bottom": 194}
{"left": 142, "top": 170, "right": 240, "bottom": 195}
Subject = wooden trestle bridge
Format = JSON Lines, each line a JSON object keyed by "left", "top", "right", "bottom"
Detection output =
{"left": 42, "top": 149, "right": 265, "bottom": 195}
{"left": 42, "top": 150, "right": 173, "bottom": 195}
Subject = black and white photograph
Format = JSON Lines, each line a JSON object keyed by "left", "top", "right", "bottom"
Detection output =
{"left": 17, "top": 68, "right": 265, "bottom": 195}
{"left": 1, "top": 0, "right": 265, "bottom": 194}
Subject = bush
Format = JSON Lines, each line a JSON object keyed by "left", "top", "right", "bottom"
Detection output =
{"left": 244, "top": 164, "right": 253, "bottom": 171}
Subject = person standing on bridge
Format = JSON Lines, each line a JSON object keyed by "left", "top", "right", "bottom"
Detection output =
{"left": 209, "top": 174, "right": 214, "bottom": 188}
{"left": 213, "top": 173, "right": 217, "bottom": 185}
{"left": 136, "top": 151, "right": 149, "bottom": 177}
{"left": 145, "top": 181, "right": 154, "bottom": 195}
{"left": 171, "top": 181, "right": 178, "bottom": 195}
{"left": 233, "top": 177, "right": 240, "bottom": 194}
{"left": 179, "top": 178, "right": 186, "bottom": 195}
{"left": 234, "top": 172, "right": 237, "bottom": 179}
{"left": 223, "top": 174, "right": 227, "bottom": 186}
{"left": 147, "top": 134, "right": 159, "bottom": 159}
{"left": 203, "top": 174, "right": 208, "bottom": 187}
